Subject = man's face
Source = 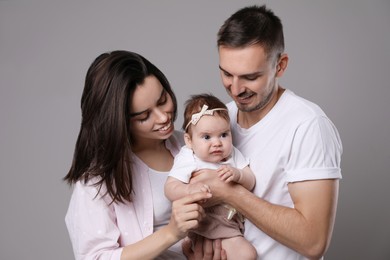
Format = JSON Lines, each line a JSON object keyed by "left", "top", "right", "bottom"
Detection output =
{"left": 218, "top": 44, "right": 280, "bottom": 114}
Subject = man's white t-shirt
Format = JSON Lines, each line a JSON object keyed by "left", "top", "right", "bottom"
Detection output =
{"left": 227, "top": 89, "right": 342, "bottom": 260}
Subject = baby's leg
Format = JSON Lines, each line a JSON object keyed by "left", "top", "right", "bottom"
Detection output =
{"left": 221, "top": 236, "right": 257, "bottom": 260}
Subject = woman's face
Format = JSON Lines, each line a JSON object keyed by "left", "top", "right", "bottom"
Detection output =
{"left": 129, "top": 75, "right": 175, "bottom": 146}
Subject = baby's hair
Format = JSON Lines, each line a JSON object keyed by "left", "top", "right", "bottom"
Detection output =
{"left": 182, "top": 93, "right": 230, "bottom": 134}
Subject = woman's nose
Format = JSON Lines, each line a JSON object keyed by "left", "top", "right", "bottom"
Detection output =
{"left": 155, "top": 108, "right": 168, "bottom": 123}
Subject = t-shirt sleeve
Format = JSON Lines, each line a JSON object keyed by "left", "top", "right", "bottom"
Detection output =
{"left": 285, "top": 116, "right": 343, "bottom": 183}
{"left": 231, "top": 146, "right": 250, "bottom": 169}
{"left": 168, "top": 147, "right": 197, "bottom": 183}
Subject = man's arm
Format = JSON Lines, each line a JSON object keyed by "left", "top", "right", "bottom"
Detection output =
{"left": 191, "top": 171, "right": 339, "bottom": 259}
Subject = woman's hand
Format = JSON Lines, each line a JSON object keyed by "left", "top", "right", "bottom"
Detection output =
{"left": 167, "top": 191, "right": 212, "bottom": 240}
{"left": 182, "top": 235, "right": 227, "bottom": 260}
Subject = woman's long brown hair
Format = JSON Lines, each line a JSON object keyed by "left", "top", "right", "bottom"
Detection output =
{"left": 64, "top": 50, "right": 177, "bottom": 204}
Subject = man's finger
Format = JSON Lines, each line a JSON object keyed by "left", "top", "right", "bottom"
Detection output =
{"left": 212, "top": 239, "right": 227, "bottom": 260}
{"left": 202, "top": 238, "right": 214, "bottom": 259}
{"left": 182, "top": 237, "right": 193, "bottom": 258}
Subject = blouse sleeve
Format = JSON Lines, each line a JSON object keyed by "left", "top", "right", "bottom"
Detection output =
{"left": 65, "top": 181, "right": 123, "bottom": 260}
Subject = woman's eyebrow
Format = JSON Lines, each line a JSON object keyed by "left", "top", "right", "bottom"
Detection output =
{"left": 129, "top": 109, "right": 147, "bottom": 118}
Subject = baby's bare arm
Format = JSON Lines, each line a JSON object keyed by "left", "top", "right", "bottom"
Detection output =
{"left": 238, "top": 166, "right": 256, "bottom": 191}
{"left": 165, "top": 176, "right": 210, "bottom": 202}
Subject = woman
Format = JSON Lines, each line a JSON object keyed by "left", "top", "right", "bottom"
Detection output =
{"left": 64, "top": 50, "right": 215, "bottom": 260}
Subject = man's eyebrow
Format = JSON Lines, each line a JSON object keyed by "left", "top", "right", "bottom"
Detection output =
{"left": 129, "top": 88, "right": 165, "bottom": 117}
{"left": 219, "top": 65, "right": 261, "bottom": 78}
{"left": 219, "top": 65, "right": 229, "bottom": 74}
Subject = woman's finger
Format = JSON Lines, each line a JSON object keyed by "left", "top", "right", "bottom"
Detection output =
{"left": 177, "top": 191, "right": 212, "bottom": 206}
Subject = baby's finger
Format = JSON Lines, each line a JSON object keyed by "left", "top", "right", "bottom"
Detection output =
{"left": 200, "top": 184, "right": 210, "bottom": 193}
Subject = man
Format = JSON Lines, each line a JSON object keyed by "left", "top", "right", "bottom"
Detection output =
{"left": 191, "top": 5, "right": 342, "bottom": 260}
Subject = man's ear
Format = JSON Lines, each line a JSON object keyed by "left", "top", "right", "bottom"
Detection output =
{"left": 184, "top": 133, "right": 192, "bottom": 149}
{"left": 276, "top": 53, "right": 288, "bottom": 78}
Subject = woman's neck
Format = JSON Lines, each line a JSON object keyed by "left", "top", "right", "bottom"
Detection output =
{"left": 133, "top": 140, "right": 174, "bottom": 172}
{"left": 132, "top": 139, "right": 166, "bottom": 154}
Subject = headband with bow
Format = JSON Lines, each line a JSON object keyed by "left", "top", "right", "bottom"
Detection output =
{"left": 185, "top": 104, "right": 227, "bottom": 130}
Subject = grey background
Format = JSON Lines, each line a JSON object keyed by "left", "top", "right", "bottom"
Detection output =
{"left": 1, "top": 1, "right": 389, "bottom": 259}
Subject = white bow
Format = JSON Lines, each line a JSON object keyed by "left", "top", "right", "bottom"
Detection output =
{"left": 185, "top": 105, "right": 227, "bottom": 130}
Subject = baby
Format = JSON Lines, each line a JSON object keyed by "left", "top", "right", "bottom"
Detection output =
{"left": 165, "top": 93, "right": 257, "bottom": 259}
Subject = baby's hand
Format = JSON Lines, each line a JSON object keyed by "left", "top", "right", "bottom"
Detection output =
{"left": 187, "top": 183, "right": 211, "bottom": 203}
{"left": 189, "top": 183, "right": 210, "bottom": 193}
{"left": 217, "top": 165, "right": 241, "bottom": 183}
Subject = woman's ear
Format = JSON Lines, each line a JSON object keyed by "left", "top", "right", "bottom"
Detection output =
{"left": 276, "top": 53, "right": 288, "bottom": 78}
{"left": 184, "top": 133, "right": 192, "bottom": 149}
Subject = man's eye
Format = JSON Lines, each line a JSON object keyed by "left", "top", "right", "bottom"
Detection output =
{"left": 245, "top": 75, "right": 259, "bottom": 81}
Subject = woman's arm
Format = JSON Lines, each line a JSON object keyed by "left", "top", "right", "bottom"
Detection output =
{"left": 66, "top": 182, "right": 211, "bottom": 260}
{"left": 121, "top": 192, "right": 211, "bottom": 260}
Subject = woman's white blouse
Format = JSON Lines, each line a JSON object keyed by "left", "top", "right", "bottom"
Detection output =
{"left": 65, "top": 131, "right": 184, "bottom": 260}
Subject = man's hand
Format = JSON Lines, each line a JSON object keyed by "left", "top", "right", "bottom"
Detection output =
{"left": 182, "top": 236, "right": 227, "bottom": 260}
{"left": 190, "top": 169, "right": 234, "bottom": 207}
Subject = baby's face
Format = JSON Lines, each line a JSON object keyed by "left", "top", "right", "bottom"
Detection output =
{"left": 186, "top": 115, "right": 233, "bottom": 163}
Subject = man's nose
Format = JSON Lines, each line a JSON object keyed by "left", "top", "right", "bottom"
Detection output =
{"left": 230, "top": 78, "right": 244, "bottom": 96}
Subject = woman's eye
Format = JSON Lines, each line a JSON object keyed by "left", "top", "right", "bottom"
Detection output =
{"left": 158, "top": 92, "right": 168, "bottom": 105}
{"left": 138, "top": 113, "right": 150, "bottom": 122}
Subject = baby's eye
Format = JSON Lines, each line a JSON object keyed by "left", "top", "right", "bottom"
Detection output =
{"left": 202, "top": 135, "right": 211, "bottom": 140}
{"left": 221, "top": 132, "right": 229, "bottom": 138}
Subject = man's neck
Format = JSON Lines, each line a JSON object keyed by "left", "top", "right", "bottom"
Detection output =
{"left": 237, "top": 87, "right": 285, "bottom": 129}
